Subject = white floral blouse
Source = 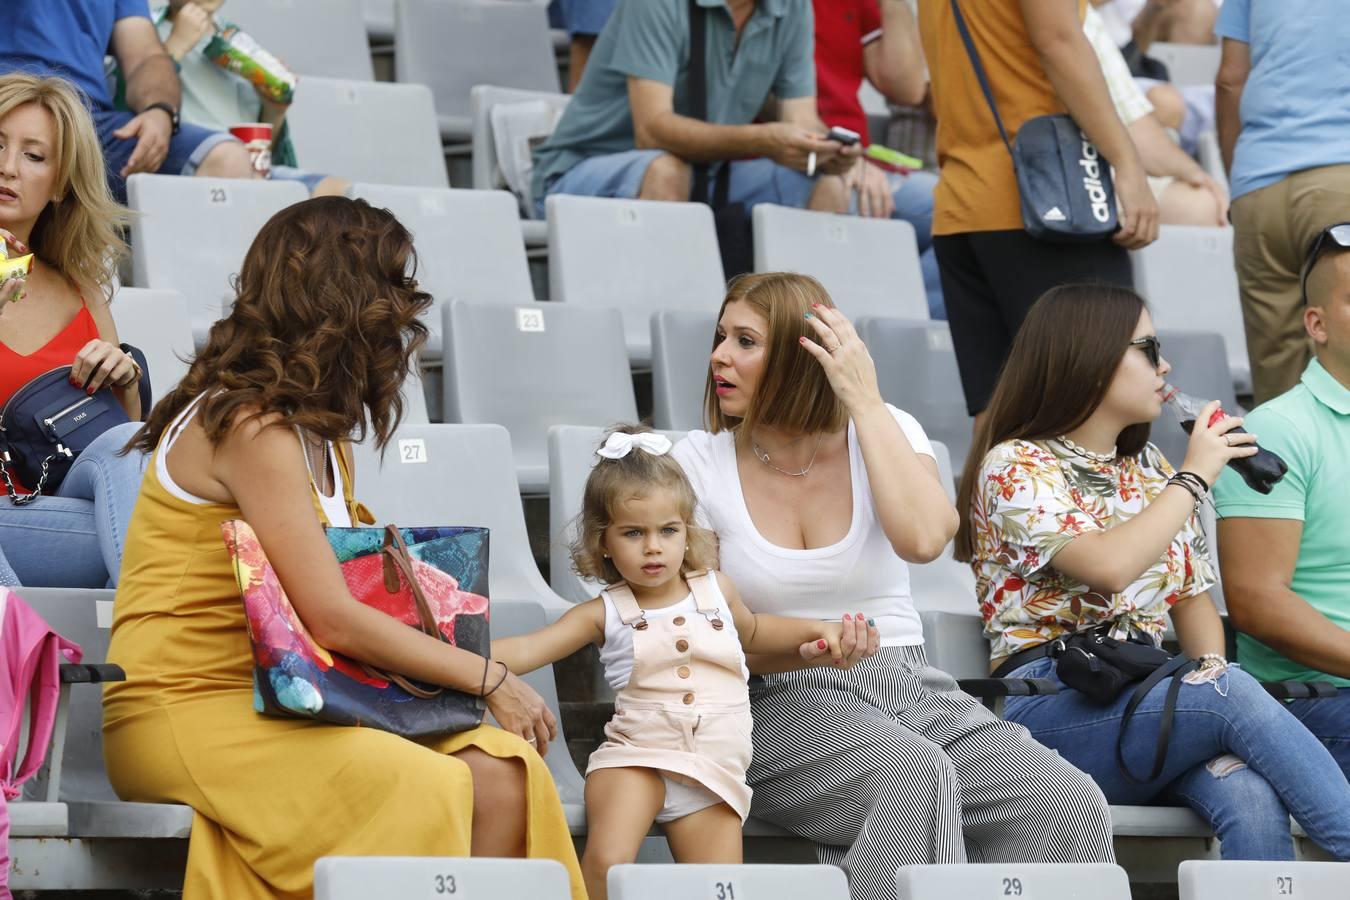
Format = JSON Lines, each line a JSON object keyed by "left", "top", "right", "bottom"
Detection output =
{"left": 969, "top": 439, "right": 1215, "bottom": 665}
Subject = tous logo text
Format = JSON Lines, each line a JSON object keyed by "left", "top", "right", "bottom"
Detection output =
{"left": 1077, "top": 135, "right": 1112, "bottom": 224}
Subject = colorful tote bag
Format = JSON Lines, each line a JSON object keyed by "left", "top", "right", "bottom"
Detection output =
{"left": 222, "top": 521, "right": 491, "bottom": 737}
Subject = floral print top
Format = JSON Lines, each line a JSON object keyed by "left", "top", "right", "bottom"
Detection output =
{"left": 969, "top": 439, "right": 1215, "bottom": 665}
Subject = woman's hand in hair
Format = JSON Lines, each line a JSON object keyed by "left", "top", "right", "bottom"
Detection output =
{"left": 485, "top": 669, "right": 559, "bottom": 758}
{"left": 1180, "top": 400, "right": 1259, "bottom": 486}
{"left": 799, "top": 303, "right": 884, "bottom": 414}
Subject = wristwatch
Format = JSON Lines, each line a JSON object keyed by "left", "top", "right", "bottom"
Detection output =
{"left": 143, "top": 101, "right": 180, "bottom": 136}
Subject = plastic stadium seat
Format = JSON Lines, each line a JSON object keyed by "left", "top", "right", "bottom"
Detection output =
{"left": 897, "top": 863, "right": 1131, "bottom": 900}
{"left": 546, "top": 425, "right": 686, "bottom": 604}
{"left": 351, "top": 423, "right": 573, "bottom": 616}
{"left": 111, "top": 288, "right": 194, "bottom": 404}
{"left": 286, "top": 77, "right": 448, "bottom": 189}
{"left": 470, "top": 84, "right": 570, "bottom": 241}
{"left": 224, "top": 0, "right": 374, "bottom": 81}
{"left": 1150, "top": 42, "right": 1222, "bottom": 87}
{"left": 346, "top": 185, "right": 534, "bottom": 356}
{"left": 547, "top": 195, "right": 727, "bottom": 366}
{"left": 315, "top": 857, "right": 572, "bottom": 900}
{"left": 859, "top": 316, "right": 973, "bottom": 473}
{"left": 1151, "top": 329, "right": 1241, "bottom": 470}
{"left": 651, "top": 309, "right": 717, "bottom": 432}
{"left": 362, "top": 0, "right": 395, "bottom": 41}
{"left": 608, "top": 864, "right": 850, "bottom": 900}
{"left": 441, "top": 301, "right": 637, "bottom": 492}
{"left": 127, "top": 174, "right": 308, "bottom": 344}
{"left": 752, "top": 204, "right": 928, "bottom": 321}
{"left": 401, "top": 367, "right": 430, "bottom": 425}
{"left": 395, "top": 0, "right": 560, "bottom": 142}
{"left": 1179, "top": 860, "right": 1350, "bottom": 900}
{"left": 1131, "top": 226, "right": 1251, "bottom": 393}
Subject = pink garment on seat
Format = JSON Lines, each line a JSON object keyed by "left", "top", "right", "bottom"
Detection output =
{"left": 0, "top": 587, "right": 83, "bottom": 899}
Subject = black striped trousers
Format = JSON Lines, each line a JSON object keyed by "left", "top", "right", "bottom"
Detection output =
{"left": 746, "top": 646, "right": 1114, "bottom": 900}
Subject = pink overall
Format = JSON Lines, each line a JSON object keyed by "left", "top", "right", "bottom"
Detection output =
{"left": 586, "top": 572, "right": 754, "bottom": 822}
{"left": 0, "top": 588, "right": 83, "bottom": 900}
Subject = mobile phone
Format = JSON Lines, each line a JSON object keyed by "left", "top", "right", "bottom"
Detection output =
{"left": 826, "top": 126, "right": 861, "bottom": 146}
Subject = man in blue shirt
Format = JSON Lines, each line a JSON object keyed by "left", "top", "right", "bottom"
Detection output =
{"left": 2, "top": 0, "right": 253, "bottom": 201}
{"left": 532, "top": 0, "right": 859, "bottom": 222}
{"left": 1216, "top": 0, "right": 1350, "bottom": 404}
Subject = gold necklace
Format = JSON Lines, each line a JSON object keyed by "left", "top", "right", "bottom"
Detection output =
{"left": 752, "top": 432, "right": 825, "bottom": 477}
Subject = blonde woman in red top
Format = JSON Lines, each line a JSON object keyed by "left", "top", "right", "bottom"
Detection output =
{"left": 0, "top": 74, "right": 146, "bottom": 588}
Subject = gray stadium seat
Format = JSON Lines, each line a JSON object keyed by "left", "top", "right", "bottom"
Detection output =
{"left": 1150, "top": 42, "right": 1222, "bottom": 87}
{"left": 909, "top": 441, "right": 979, "bottom": 616}
{"left": 1150, "top": 330, "right": 1241, "bottom": 471}
{"left": 395, "top": 0, "right": 560, "bottom": 142}
{"left": 752, "top": 203, "right": 928, "bottom": 321}
{"left": 346, "top": 184, "right": 534, "bottom": 356}
{"left": 609, "top": 864, "right": 850, "bottom": 900}
{"left": 546, "top": 425, "right": 686, "bottom": 605}
{"left": 1179, "top": 860, "right": 1350, "bottom": 900}
{"left": 127, "top": 174, "right": 307, "bottom": 344}
{"left": 470, "top": 84, "right": 570, "bottom": 243}
{"left": 897, "top": 863, "right": 1131, "bottom": 900}
{"left": 350, "top": 423, "right": 573, "bottom": 617}
{"left": 1131, "top": 226, "right": 1251, "bottom": 393}
{"left": 442, "top": 301, "right": 637, "bottom": 492}
{"left": 651, "top": 309, "right": 717, "bottom": 432}
{"left": 859, "top": 316, "right": 973, "bottom": 473}
{"left": 224, "top": 0, "right": 374, "bottom": 81}
{"left": 315, "top": 857, "right": 572, "bottom": 900}
{"left": 111, "top": 288, "right": 193, "bottom": 403}
{"left": 362, "top": 0, "right": 395, "bottom": 41}
{"left": 286, "top": 77, "right": 448, "bottom": 189}
{"left": 548, "top": 195, "right": 727, "bottom": 365}
{"left": 401, "top": 367, "right": 430, "bottom": 425}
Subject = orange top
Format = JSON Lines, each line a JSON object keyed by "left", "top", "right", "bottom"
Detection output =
{"left": 919, "top": 0, "right": 1085, "bottom": 235}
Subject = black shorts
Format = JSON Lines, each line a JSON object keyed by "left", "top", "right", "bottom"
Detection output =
{"left": 934, "top": 230, "right": 1132, "bottom": 415}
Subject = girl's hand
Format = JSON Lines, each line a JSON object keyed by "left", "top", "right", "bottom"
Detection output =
{"left": 1179, "top": 400, "right": 1258, "bottom": 487}
{"left": 798, "top": 613, "right": 882, "bottom": 669}
{"left": 71, "top": 340, "right": 140, "bottom": 394}
{"left": 799, "top": 303, "right": 884, "bottom": 414}
{"left": 485, "top": 668, "right": 558, "bottom": 757}
{"left": 164, "top": 2, "right": 215, "bottom": 60}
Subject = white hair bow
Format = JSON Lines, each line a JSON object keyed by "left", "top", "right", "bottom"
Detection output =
{"left": 596, "top": 432, "right": 673, "bottom": 460}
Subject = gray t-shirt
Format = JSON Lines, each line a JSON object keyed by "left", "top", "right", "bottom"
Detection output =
{"left": 531, "top": 0, "right": 815, "bottom": 199}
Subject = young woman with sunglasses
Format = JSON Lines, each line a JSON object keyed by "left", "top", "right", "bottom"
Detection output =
{"left": 955, "top": 283, "right": 1350, "bottom": 860}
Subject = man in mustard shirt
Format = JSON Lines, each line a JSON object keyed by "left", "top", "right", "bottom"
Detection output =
{"left": 1216, "top": 222, "right": 1350, "bottom": 777}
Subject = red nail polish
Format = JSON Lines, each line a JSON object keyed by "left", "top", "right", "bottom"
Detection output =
{"left": 817, "top": 639, "right": 827, "bottom": 650}
{"left": 844, "top": 613, "right": 851, "bottom": 620}
{"left": 798, "top": 336, "right": 806, "bottom": 343}
{"left": 812, "top": 302, "right": 821, "bottom": 308}
{"left": 86, "top": 387, "right": 95, "bottom": 395}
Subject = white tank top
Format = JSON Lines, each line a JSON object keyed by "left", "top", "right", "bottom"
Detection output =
{"left": 598, "top": 574, "right": 749, "bottom": 691}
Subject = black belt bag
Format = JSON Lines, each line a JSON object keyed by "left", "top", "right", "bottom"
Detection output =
{"left": 997, "top": 627, "right": 1198, "bottom": 784}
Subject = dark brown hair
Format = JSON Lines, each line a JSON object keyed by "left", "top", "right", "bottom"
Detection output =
{"left": 570, "top": 424, "right": 719, "bottom": 585}
{"left": 953, "top": 283, "right": 1152, "bottom": 561}
{"left": 703, "top": 272, "right": 849, "bottom": 445}
{"left": 128, "top": 196, "right": 431, "bottom": 454}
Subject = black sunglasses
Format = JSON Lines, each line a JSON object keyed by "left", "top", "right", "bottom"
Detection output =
{"left": 1301, "top": 222, "right": 1350, "bottom": 304}
{"left": 1130, "top": 335, "right": 1162, "bottom": 370}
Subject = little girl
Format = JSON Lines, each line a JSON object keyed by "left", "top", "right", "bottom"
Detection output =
{"left": 492, "top": 425, "right": 879, "bottom": 900}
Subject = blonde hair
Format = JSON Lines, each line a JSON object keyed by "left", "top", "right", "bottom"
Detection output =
{"left": 570, "top": 424, "right": 719, "bottom": 585}
{"left": 703, "top": 272, "right": 848, "bottom": 445}
{"left": 0, "top": 74, "right": 130, "bottom": 300}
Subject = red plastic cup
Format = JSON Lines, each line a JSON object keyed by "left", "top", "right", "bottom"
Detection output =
{"left": 229, "top": 123, "right": 273, "bottom": 178}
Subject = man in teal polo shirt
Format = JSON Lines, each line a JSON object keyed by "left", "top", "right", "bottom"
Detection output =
{"left": 1216, "top": 223, "right": 1350, "bottom": 776}
{"left": 531, "top": 0, "right": 858, "bottom": 219}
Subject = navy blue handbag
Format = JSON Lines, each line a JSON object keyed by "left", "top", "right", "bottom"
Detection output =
{"left": 0, "top": 346, "right": 150, "bottom": 504}
{"left": 950, "top": 0, "right": 1119, "bottom": 242}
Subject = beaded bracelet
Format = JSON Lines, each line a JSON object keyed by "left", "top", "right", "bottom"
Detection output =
{"left": 1167, "top": 474, "right": 1204, "bottom": 513}
{"left": 1196, "top": 653, "right": 1228, "bottom": 669}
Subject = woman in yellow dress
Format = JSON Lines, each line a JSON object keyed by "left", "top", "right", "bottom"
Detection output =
{"left": 104, "top": 196, "right": 585, "bottom": 899}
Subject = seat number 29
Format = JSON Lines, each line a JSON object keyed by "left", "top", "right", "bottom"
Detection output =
{"left": 1002, "top": 877, "right": 1024, "bottom": 896}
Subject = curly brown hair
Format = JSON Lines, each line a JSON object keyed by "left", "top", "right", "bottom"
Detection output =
{"left": 128, "top": 196, "right": 431, "bottom": 454}
{"left": 570, "top": 425, "right": 719, "bottom": 586}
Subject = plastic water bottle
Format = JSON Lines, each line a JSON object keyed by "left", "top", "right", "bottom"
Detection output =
{"left": 1161, "top": 384, "right": 1288, "bottom": 494}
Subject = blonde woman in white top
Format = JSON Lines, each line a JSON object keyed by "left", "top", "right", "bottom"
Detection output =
{"left": 671, "top": 273, "right": 1115, "bottom": 900}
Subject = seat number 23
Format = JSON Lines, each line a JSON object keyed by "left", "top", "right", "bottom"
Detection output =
{"left": 431, "top": 873, "right": 458, "bottom": 895}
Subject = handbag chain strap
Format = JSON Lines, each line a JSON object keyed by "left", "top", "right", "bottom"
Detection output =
{"left": 0, "top": 442, "right": 58, "bottom": 506}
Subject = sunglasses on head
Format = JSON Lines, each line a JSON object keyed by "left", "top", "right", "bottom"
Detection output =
{"left": 1130, "top": 335, "right": 1162, "bottom": 370}
{"left": 1301, "top": 222, "right": 1350, "bottom": 304}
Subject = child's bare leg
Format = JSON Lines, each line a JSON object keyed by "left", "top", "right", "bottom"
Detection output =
{"left": 583, "top": 768, "right": 665, "bottom": 900}
{"left": 662, "top": 802, "right": 744, "bottom": 864}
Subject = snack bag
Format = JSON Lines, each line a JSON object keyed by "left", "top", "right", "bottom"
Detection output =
{"left": 205, "top": 21, "right": 297, "bottom": 105}
{"left": 0, "top": 242, "right": 34, "bottom": 296}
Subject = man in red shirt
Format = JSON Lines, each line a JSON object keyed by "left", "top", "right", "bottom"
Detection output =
{"left": 814, "top": 0, "right": 943, "bottom": 316}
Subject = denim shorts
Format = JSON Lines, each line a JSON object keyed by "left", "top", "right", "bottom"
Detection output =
{"left": 93, "top": 108, "right": 239, "bottom": 202}
{"left": 537, "top": 149, "right": 817, "bottom": 218}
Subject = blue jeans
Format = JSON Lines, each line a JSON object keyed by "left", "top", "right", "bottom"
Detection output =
{"left": 1287, "top": 690, "right": 1350, "bottom": 779}
{"left": 93, "top": 108, "right": 238, "bottom": 204}
{"left": 1004, "top": 656, "right": 1350, "bottom": 860}
{"left": 849, "top": 168, "right": 943, "bottom": 319}
{"left": 0, "top": 422, "right": 148, "bottom": 588}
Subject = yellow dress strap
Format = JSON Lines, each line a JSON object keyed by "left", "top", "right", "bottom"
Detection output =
{"left": 334, "top": 441, "right": 375, "bottom": 525}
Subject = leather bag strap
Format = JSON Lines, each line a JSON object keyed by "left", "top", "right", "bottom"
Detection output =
{"left": 359, "top": 525, "right": 450, "bottom": 700}
{"left": 1116, "top": 653, "right": 1198, "bottom": 784}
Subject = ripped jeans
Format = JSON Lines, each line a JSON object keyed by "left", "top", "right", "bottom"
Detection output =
{"left": 1004, "top": 656, "right": 1350, "bottom": 860}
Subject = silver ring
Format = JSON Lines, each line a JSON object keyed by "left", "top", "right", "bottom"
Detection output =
{"left": 526, "top": 736, "right": 537, "bottom": 744}
{"left": 1224, "top": 434, "right": 1232, "bottom": 447}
